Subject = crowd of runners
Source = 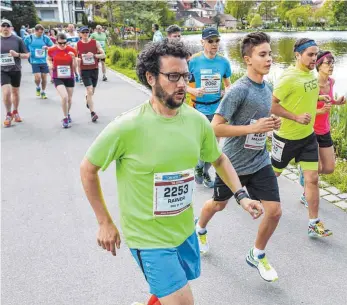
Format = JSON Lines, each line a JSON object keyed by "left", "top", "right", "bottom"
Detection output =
{"left": 2, "top": 18, "right": 346, "bottom": 305}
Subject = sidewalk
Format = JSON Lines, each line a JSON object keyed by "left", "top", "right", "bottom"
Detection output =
{"left": 2, "top": 62, "right": 347, "bottom": 305}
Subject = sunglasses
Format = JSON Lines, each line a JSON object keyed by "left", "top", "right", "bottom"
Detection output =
{"left": 57, "top": 41, "right": 67, "bottom": 45}
{"left": 208, "top": 39, "right": 220, "bottom": 44}
{"left": 1, "top": 24, "right": 10, "bottom": 28}
{"left": 81, "top": 31, "right": 89, "bottom": 34}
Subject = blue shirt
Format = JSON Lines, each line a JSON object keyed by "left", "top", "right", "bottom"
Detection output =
{"left": 66, "top": 32, "right": 80, "bottom": 48}
{"left": 24, "top": 34, "right": 53, "bottom": 64}
{"left": 152, "top": 30, "right": 163, "bottom": 42}
{"left": 189, "top": 52, "right": 232, "bottom": 115}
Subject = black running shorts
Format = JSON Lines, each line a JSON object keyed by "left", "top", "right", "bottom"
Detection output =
{"left": 1, "top": 71, "right": 22, "bottom": 87}
{"left": 316, "top": 132, "right": 333, "bottom": 148}
{"left": 81, "top": 69, "right": 99, "bottom": 88}
{"left": 54, "top": 78, "right": 75, "bottom": 88}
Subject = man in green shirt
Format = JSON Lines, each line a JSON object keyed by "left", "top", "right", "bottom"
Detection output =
{"left": 80, "top": 39, "right": 262, "bottom": 305}
{"left": 90, "top": 25, "right": 108, "bottom": 81}
{"left": 271, "top": 38, "right": 332, "bottom": 238}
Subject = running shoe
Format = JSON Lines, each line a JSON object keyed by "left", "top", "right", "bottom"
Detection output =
{"left": 300, "top": 193, "right": 308, "bottom": 208}
{"left": 308, "top": 220, "right": 333, "bottom": 238}
{"left": 36, "top": 87, "right": 41, "bottom": 97}
{"left": 299, "top": 165, "right": 304, "bottom": 187}
{"left": 91, "top": 112, "right": 98, "bottom": 122}
{"left": 67, "top": 114, "right": 72, "bottom": 124}
{"left": 3, "top": 114, "right": 12, "bottom": 127}
{"left": 195, "top": 218, "right": 209, "bottom": 254}
{"left": 195, "top": 166, "right": 204, "bottom": 184}
{"left": 12, "top": 112, "right": 22, "bottom": 123}
{"left": 102, "top": 75, "right": 107, "bottom": 81}
{"left": 203, "top": 172, "right": 214, "bottom": 188}
{"left": 246, "top": 248, "right": 278, "bottom": 282}
{"left": 75, "top": 74, "right": 80, "bottom": 83}
{"left": 62, "top": 118, "right": 69, "bottom": 129}
{"left": 41, "top": 92, "right": 47, "bottom": 99}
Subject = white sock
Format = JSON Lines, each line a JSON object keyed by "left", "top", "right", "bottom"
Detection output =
{"left": 309, "top": 218, "right": 320, "bottom": 225}
{"left": 196, "top": 222, "right": 206, "bottom": 234}
{"left": 253, "top": 247, "right": 265, "bottom": 258}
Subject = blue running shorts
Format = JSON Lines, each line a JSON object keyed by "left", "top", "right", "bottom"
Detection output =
{"left": 130, "top": 231, "right": 200, "bottom": 298}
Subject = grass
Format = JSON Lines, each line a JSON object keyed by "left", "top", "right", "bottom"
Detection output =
{"left": 320, "top": 159, "right": 347, "bottom": 192}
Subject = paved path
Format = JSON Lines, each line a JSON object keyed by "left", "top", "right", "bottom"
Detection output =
{"left": 2, "top": 63, "right": 347, "bottom": 305}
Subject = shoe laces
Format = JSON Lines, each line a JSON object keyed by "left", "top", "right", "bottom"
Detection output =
{"left": 203, "top": 173, "right": 211, "bottom": 182}
{"left": 196, "top": 167, "right": 203, "bottom": 176}
{"left": 199, "top": 233, "right": 207, "bottom": 245}
{"left": 316, "top": 221, "right": 326, "bottom": 233}
{"left": 258, "top": 256, "right": 271, "bottom": 271}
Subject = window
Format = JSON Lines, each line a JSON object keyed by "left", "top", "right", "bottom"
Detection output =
{"left": 41, "top": 10, "right": 55, "bottom": 20}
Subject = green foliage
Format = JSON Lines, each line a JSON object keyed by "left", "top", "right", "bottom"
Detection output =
{"left": 82, "top": 13, "right": 89, "bottom": 26}
{"left": 250, "top": 14, "right": 263, "bottom": 28}
{"left": 330, "top": 104, "right": 347, "bottom": 159}
{"left": 332, "top": 0, "right": 347, "bottom": 25}
{"left": 321, "top": 160, "right": 347, "bottom": 192}
{"left": 225, "top": 0, "right": 255, "bottom": 21}
{"left": 257, "top": 1, "right": 276, "bottom": 21}
{"left": 93, "top": 15, "right": 108, "bottom": 26}
{"left": 2, "top": 0, "right": 39, "bottom": 33}
{"left": 276, "top": 0, "right": 300, "bottom": 23}
{"left": 108, "top": 46, "right": 138, "bottom": 69}
{"left": 285, "top": 5, "right": 312, "bottom": 27}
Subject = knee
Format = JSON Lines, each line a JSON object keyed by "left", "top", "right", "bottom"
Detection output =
{"left": 35, "top": 75, "right": 41, "bottom": 82}
{"left": 86, "top": 88, "right": 93, "bottom": 96}
{"left": 11, "top": 88, "right": 19, "bottom": 98}
{"left": 212, "top": 200, "right": 227, "bottom": 212}
{"left": 305, "top": 173, "right": 319, "bottom": 186}
{"left": 321, "top": 166, "right": 335, "bottom": 175}
{"left": 267, "top": 205, "right": 282, "bottom": 222}
{"left": 61, "top": 96, "right": 68, "bottom": 103}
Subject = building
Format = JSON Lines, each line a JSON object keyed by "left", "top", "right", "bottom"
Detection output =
{"left": 33, "top": 0, "right": 93, "bottom": 24}
{"left": 184, "top": 16, "right": 216, "bottom": 27}
{"left": 0, "top": 0, "right": 12, "bottom": 11}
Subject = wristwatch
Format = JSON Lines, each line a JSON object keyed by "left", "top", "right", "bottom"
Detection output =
{"left": 234, "top": 189, "right": 250, "bottom": 205}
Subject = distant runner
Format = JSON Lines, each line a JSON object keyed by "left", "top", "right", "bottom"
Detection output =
{"left": 90, "top": 25, "right": 108, "bottom": 81}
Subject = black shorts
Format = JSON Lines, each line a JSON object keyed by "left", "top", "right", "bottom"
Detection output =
{"left": 213, "top": 165, "right": 280, "bottom": 203}
{"left": 53, "top": 78, "right": 75, "bottom": 88}
{"left": 1, "top": 70, "right": 22, "bottom": 87}
{"left": 100, "top": 58, "right": 105, "bottom": 62}
{"left": 271, "top": 133, "right": 318, "bottom": 172}
{"left": 316, "top": 132, "right": 333, "bottom": 148}
{"left": 81, "top": 69, "right": 99, "bottom": 87}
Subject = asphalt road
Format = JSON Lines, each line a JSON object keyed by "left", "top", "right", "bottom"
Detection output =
{"left": 2, "top": 63, "right": 347, "bottom": 305}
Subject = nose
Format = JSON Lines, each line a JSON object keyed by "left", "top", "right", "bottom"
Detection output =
{"left": 177, "top": 76, "right": 187, "bottom": 87}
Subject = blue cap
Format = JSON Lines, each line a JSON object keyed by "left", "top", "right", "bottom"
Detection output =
{"left": 202, "top": 27, "right": 220, "bottom": 40}
{"left": 79, "top": 26, "right": 89, "bottom": 32}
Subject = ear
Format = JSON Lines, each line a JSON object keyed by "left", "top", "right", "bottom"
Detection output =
{"left": 201, "top": 39, "right": 204, "bottom": 46}
{"left": 244, "top": 55, "right": 252, "bottom": 66}
{"left": 294, "top": 51, "right": 301, "bottom": 60}
{"left": 146, "top": 71, "right": 156, "bottom": 87}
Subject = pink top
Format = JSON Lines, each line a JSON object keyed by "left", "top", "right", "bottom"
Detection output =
{"left": 314, "top": 77, "right": 335, "bottom": 135}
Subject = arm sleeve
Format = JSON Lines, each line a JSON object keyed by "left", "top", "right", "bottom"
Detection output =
{"left": 224, "top": 60, "right": 232, "bottom": 78}
{"left": 85, "top": 119, "right": 126, "bottom": 171}
{"left": 273, "top": 74, "right": 293, "bottom": 101}
{"left": 200, "top": 116, "right": 222, "bottom": 163}
{"left": 45, "top": 36, "right": 54, "bottom": 47}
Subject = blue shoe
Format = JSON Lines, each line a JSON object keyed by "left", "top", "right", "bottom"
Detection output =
{"left": 75, "top": 74, "right": 80, "bottom": 82}
{"left": 62, "top": 117, "right": 69, "bottom": 129}
{"left": 195, "top": 166, "right": 204, "bottom": 184}
{"left": 300, "top": 193, "right": 308, "bottom": 208}
{"left": 299, "top": 166, "right": 304, "bottom": 187}
{"left": 203, "top": 172, "right": 214, "bottom": 188}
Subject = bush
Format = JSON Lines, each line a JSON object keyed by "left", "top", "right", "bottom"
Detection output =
{"left": 110, "top": 47, "right": 122, "bottom": 65}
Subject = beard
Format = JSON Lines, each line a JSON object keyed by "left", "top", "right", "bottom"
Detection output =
{"left": 154, "top": 82, "right": 185, "bottom": 110}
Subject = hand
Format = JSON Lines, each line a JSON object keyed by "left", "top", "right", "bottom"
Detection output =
{"left": 42, "top": 46, "right": 48, "bottom": 50}
{"left": 68, "top": 51, "right": 75, "bottom": 58}
{"left": 271, "top": 115, "right": 281, "bottom": 130}
{"left": 321, "top": 103, "right": 332, "bottom": 114}
{"left": 86, "top": 52, "right": 94, "bottom": 58}
{"left": 319, "top": 95, "right": 331, "bottom": 103}
{"left": 295, "top": 113, "right": 311, "bottom": 125}
{"left": 9, "top": 50, "right": 18, "bottom": 57}
{"left": 251, "top": 117, "right": 275, "bottom": 133}
{"left": 240, "top": 198, "right": 263, "bottom": 219}
{"left": 97, "top": 222, "right": 121, "bottom": 256}
{"left": 193, "top": 87, "right": 205, "bottom": 97}
{"left": 336, "top": 96, "right": 346, "bottom": 105}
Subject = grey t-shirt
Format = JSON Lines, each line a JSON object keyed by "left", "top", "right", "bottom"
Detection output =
{"left": 215, "top": 76, "right": 272, "bottom": 175}
{"left": 1, "top": 34, "right": 27, "bottom": 72}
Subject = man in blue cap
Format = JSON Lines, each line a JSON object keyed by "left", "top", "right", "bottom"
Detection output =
{"left": 187, "top": 27, "right": 232, "bottom": 188}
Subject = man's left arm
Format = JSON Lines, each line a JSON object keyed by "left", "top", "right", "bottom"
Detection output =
{"left": 95, "top": 42, "right": 105, "bottom": 59}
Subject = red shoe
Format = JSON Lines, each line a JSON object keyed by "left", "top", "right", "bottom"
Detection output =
{"left": 12, "top": 111, "right": 22, "bottom": 122}
{"left": 3, "top": 113, "right": 13, "bottom": 127}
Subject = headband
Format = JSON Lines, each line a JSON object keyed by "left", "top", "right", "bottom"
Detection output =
{"left": 316, "top": 52, "right": 332, "bottom": 65}
{"left": 294, "top": 40, "right": 317, "bottom": 53}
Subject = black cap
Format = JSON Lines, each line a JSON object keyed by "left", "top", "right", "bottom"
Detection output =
{"left": 202, "top": 27, "right": 220, "bottom": 40}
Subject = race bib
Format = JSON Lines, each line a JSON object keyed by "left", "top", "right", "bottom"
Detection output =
{"left": 82, "top": 54, "right": 95, "bottom": 65}
{"left": 57, "top": 65, "right": 71, "bottom": 78}
{"left": 0, "top": 53, "right": 15, "bottom": 66}
{"left": 99, "top": 41, "right": 106, "bottom": 48}
{"left": 244, "top": 119, "right": 267, "bottom": 150}
{"left": 201, "top": 70, "right": 221, "bottom": 94}
{"left": 35, "top": 48, "right": 45, "bottom": 58}
{"left": 153, "top": 169, "right": 195, "bottom": 217}
{"left": 271, "top": 136, "right": 285, "bottom": 162}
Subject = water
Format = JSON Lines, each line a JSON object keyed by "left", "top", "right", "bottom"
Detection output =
{"left": 181, "top": 31, "right": 347, "bottom": 96}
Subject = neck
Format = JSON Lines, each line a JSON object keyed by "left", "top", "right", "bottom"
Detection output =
{"left": 204, "top": 50, "right": 216, "bottom": 59}
{"left": 247, "top": 68, "right": 264, "bottom": 84}
{"left": 150, "top": 96, "right": 178, "bottom": 118}
{"left": 295, "top": 61, "right": 310, "bottom": 72}
{"left": 318, "top": 72, "right": 329, "bottom": 84}
{"left": 0, "top": 32, "right": 11, "bottom": 38}
{"left": 82, "top": 37, "right": 90, "bottom": 43}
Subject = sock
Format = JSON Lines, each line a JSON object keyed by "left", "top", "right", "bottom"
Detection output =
{"left": 12, "top": 110, "right": 17, "bottom": 115}
{"left": 41, "top": 91, "right": 45, "bottom": 94}
{"left": 148, "top": 295, "right": 160, "bottom": 305}
{"left": 196, "top": 222, "right": 207, "bottom": 234}
{"left": 309, "top": 218, "right": 320, "bottom": 225}
{"left": 253, "top": 247, "right": 265, "bottom": 258}
{"left": 91, "top": 111, "right": 95, "bottom": 117}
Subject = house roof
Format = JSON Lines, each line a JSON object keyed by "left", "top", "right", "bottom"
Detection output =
{"left": 220, "top": 14, "right": 237, "bottom": 22}
{"left": 192, "top": 16, "right": 215, "bottom": 25}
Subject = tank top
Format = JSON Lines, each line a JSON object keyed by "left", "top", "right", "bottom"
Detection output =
{"left": 77, "top": 39, "right": 98, "bottom": 70}
{"left": 314, "top": 77, "right": 334, "bottom": 135}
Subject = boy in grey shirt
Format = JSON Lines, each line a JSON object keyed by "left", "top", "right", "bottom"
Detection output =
{"left": 195, "top": 32, "right": 282, "bottom": 283}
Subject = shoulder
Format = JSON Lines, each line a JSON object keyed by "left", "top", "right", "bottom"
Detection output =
{"left": 190, "top": 52, "right": 203, "bottom": 62}
{"left": 264, "top": 80, "right": 273, "bottom": 92}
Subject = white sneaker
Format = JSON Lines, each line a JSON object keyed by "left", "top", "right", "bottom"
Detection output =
{"left": 246, "top": 248, "right": 278, "bottom": 282}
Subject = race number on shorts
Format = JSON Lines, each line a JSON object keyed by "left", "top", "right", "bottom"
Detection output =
{"left": 200, "top": 69, "right": 221, "bottom": 94}
{"left": 35, "top": 49, "right": 45, "bottom": 58}
{"left": 0, "top": 53, "right": 15, "bottom": 66}
{"left": 272, "top": 136, "right": 285, "bottom": 162}
{"left": 153, "top": 169, "right": 195, "bottom": 216}
{"left": 82, "top": 54, "right": 95, "bottom": 65}
{"left": 244, "top": 119, "right": 267, "bottom": 150}
{"left": 57, "top": 65, "right": 71, "bottom": 78}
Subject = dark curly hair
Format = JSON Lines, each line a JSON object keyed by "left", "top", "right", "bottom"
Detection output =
{"left": 136, "top": 39, "right": 190, "bottom": 90}
{"left": 241, "top": 32, "right": 271, "bottom": 57}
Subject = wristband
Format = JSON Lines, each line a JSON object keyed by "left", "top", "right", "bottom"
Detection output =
{"left": 234, "top": 189, "right": 250, "bottom": 205}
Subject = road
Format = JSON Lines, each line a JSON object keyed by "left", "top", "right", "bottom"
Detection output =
{"left": 2, "top": 63, "right": 347, "bottom": 305}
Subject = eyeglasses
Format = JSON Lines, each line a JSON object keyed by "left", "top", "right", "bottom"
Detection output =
{"left": 208, "top": 39, "right": 220, "bottom": 44}
{"left": 159, "top": 72, "right": 192, "bottom": 82}
{"left": 1, "top": 24, "right": 10, "bottom": 28}
{"left": 323, "top": 60, "right": 335, "bottom": 66}
{"left": 57, "top": 41, "right": 67, "bottom": 45}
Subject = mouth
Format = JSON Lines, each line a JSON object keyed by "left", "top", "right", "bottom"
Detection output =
{"left": 175, "top": 92, "right": 186, "bottom": 98}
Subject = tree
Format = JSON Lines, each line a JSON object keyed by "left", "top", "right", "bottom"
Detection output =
{"left": 313, "top": 5, "right": 334, "bottom": 27}
{"left": 82, "top": 13, "right": 89, "bottom": 26}
{"left": 257, "top": 1, "right": 276, "bottom": 22}
{"left": 225, "top": 0, "right": 255, "bottom": 21}
{"left": 2, "top": 0, "right": 39, "bottom": 33}
{"left": 213, "top": 14, "right": 222, "bottom": 29}
{"left": 332, "top": 0, "right": 347, "bottom": 25}
{"left": 285, "top": 5, "right": 312, "bottom": 28}
{"left": 276, "top": 0, "right": 300, "bottom": 24}
{"left": 250, "top": 14, "right": 262, "bottom": 28}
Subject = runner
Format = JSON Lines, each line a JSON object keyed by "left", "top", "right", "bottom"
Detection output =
{"left": 1, "top": 19, "right": 29, "bottom": 127}
{"left": 299, "top": 50, "right": 346, "bottom": 206}
{"left": 24, "top": 24, "right": 53, "bottom": 99}
{"left": 77, "top": 26, "right": 105, "bottom": 122}
{"left": 90, "top": 24, "right": 108, "bottom": 81}
{"left": 187, "top": 27, "right": 232, "bottom": 188}
{"left": 65, "top": 24, "right": 81, "bottom": 83}
{"left": 80, "top": 39, "right": 262, "bottom": 305}
{"left": 152, "top": 24, "right": 163, "bottom": 42}
{"left": 195, "top": 32, "right": 281, "bottom": 282}
{"left": 47, "top": 33, "right": 77, "bottom": 129}
{"left": 271, "top": 38, "right": 333, "bottom": 237}
{"left": 49, "top": 28, "right": 57, "bottom": 44}
{"left": 166, "top": 24, "right": 181, "bottom": 40}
